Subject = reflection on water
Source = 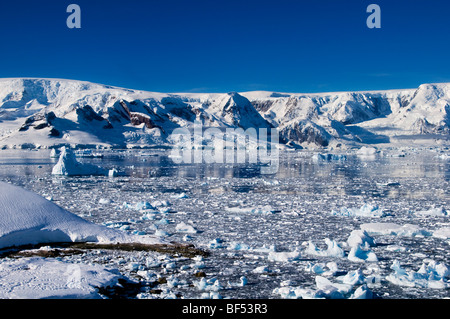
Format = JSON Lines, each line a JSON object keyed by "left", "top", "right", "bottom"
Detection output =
{"left": 0, "top": 149, "right": 449, "bottom": 201}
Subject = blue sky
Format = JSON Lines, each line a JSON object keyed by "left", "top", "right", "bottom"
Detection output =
{"left": 0, "top": 0, "right": 449, "bottom": 93}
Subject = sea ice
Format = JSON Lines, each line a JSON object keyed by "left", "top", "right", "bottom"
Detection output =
{"left": 331, "top": 204, "right": 386, "bottom": 218}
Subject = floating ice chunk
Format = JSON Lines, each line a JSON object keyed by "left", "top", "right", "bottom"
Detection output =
{"left": 252, "top": 265, "right": 271, "bottom": 274}
{"left": 225, "top": 205, "right": 277, "bottom": 215}
{"left": 151, "top": 200, "right": 171, "bottom": 208}
{"left": 134, "top": 201, "right": 154, "bottom": 211}
{"left": 386, "top": 245, "right": 407, "bottom": 252}
{"left": 433, "top": 227, "right": 450, "bottom": 239}
{"left": 312, "top": 153, "right": 347, "bottom": 162}
{"left": 268, "top": 250, "right": 302, "bottom": 262}
{"left": 331, "top": 204, "right": 386, "bottom": 218}
{"left": 174, "top": 193, "right": 189, "bottom": 199}
{"left": 339, "top": 269, "right": 365, "bottom": 286}
{"left": 361, "top": 223, "right": 432, "bottom": 237}
{"left": 348, "top": 244, "right": 378, "bottom": 262}
{"left": 349, "top": 285, "right": 374, "bottom": 299}
{"left": 304, "top": 239, "right": 345, "bottom": 258}
{"left": 356, "top": 146, "right": 377, "bottom": 156}
{"left": 99, "top": 198, "right": 111, "bottom": 205}
{"left": 52, "top": 147, "right": 105, "bottom": 176}
{"left": 175, "top": 222, "right": 198, "bottom": 234}
{"left": 208, "top": 238, "right": 225, "bottom": 249}
{"left": 108, "top": 168, "right": 119, "bottom": 177}
{"left": 386, "top": 260, "right": 449, "bottom": 289}
{"left": 305, "top": 262, "right": 326, "bottom": 274}
{"left": 415, "top": 207, "right": 448, "bottom": 217}
{"left": 347, "top": 230, "right": 376, "bottom": 248}
{"left": 315, "top": 276, "right": 352, "bottom": 297}
{"left": 228, "top": 242, "right": 251, "bottom": 251}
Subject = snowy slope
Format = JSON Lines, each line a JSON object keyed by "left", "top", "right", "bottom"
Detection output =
{"left": 0, "top": 181, "right": 162, "bottom": 249}
{"left": 0, "top": 78, "right": 449, "bottom": 149}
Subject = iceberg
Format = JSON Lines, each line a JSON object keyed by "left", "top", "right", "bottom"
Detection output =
{"left": 51, "top": 147, "right": 105, "bottom": 176}
{"left": 386, "top": 260, "right": 449, "bottom": 289}
{"left": 347, "top": 230, "right": 376, "bottom": 248}
{"left": 331, "top": 204, "right": 386, "bottom": 218}
{"left": 304, "top": 238, "right": 345, "bottom": 258}
{"left": 361, "top": 223, "right": 432, "bottom": 237}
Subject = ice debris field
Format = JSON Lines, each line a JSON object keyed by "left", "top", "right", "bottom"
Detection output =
{"left": 0, "top": 146, "right": 449, "bottom": 299}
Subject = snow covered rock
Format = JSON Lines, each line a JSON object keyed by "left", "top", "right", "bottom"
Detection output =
{"left": 52, "top": 147, "right": 105, "bottom": 176}
{"left": 0, "top": 181, "right": 162, "bottom": 249}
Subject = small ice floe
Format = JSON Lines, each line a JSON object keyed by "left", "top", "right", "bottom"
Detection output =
{"left": 273, "top": 275, "right": 375, "bottom": 299}
{"left": 347, "top": 244, "right": 378, "bottom": 262}
{"left": 303, "top": 239, "right": 345, "bottom": 258}
{"left": 51, "top": 147, "right": 105, "bottom": 176}
{"left": 268, "top": 250, "right": 302, "bottom": 262}
{"left": 175, "top": 222, "right": 198, "bottom": 234}
{"left": 194, "top": 277, "right": 223, "bottom": 292}
{"left": 208, "top": 238, "right": 225, "bottom": 249}
{"left": 415, "top": 207, "right": 448, "bottom": 217}
{"left": 437, "top": 154, "right": 450, "bottom": 160}
{"left": 252, "top": 265, "right": 272, "bottom": 274}
{"left": 386, "top": 260, "right": 449, "bottom": 289}
{"left": 433, "top": 227, "right": 450, "bottom": 239}
{"left": 108, "top": 168, "right": 119, "bottom": 177}
{"left": 305, "top": 262, "right": 339, "bottom": 276}
{"left": 347, "top": 230, "right": 376, "bottom": 248}
{"left": 361, "top": 223, "right": 432, "bottom": 237}
{"left": 356, "top": 146, "right": 377, "bottom": 156}
{"left": 174, "top": 193, "right": 189, "bottom": 199}
{"left": 331, "top": 204, "right": 387, "bottom": 218}
{"left": 312, "top": 153, "right": 347, "bottom": 162}
{"left": 225, "top": 205, "right": 278, "bottom": 215}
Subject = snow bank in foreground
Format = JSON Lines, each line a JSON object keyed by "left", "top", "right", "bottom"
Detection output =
{"left": 52, "top": 147, "right": 105, "bottom": 176}
{"left": 0, "top": 181, "right": 162, "bottom": 249}
{"left": 0, "top": 257, "right": 122, "bottom": 299}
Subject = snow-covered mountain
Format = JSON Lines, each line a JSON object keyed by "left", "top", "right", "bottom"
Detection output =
{"left": 0, "top": 78, "right": 449, "bottom": 149}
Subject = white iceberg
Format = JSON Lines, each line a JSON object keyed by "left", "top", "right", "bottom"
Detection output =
{"left": 386, "top": 260, "right": 449, "bottom": 289}
{"left": 268, "top": 250, "right": 302, "bottom": 262}
{"left": 0, "top": 181, "right": 162, "bottom": 250}
{"left": 415, "top": 207, "right": 448, "bottom": 217}
{"left": 347, "top": 230, "right": 376, "bottom": 248}
{"left": 304, "top": 238, "right": 345, "bottom": 258}
{"left": 52, "top": 147, "right": 105, "bottom": 176}
{"left": 348, "top": 244, "right": 378, "bottom": 262}
{"left": 331, "top": 204, "right": 387, "bottom": 218}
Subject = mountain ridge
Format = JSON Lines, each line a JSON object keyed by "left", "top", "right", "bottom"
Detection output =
{"left": 0, "top": 78, "right": 449, "bottom": 149}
